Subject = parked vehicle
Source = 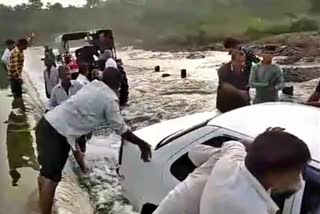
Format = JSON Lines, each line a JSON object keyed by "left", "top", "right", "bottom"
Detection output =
{"left": 118, "top": 103, "right": 320, "bottom": 214}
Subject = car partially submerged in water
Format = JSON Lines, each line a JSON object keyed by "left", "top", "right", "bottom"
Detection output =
{"left": 118, "top": 103, "right": 320, "bottom": 214}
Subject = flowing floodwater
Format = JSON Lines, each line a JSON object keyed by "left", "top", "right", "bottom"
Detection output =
{"left": 20, "top": 46, "right": 320, "bottom": 214}
{"left": 0, "top": 76, "right": 40, "bottom": 214}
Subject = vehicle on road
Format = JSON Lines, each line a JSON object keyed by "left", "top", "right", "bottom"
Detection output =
{"left": 119, "top": 103, "right": 320, "bottom": 214}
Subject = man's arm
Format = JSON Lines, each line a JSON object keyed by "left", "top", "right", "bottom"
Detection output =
{"left": 274, "top": 65, "right": 285, "bottom": 90}
{"left": 188, "top": 145, "right": 221, "bottom": 167}
{"left": 46, "top": 89, "right": 57, "bottom": 111}
{"left": 243, "top": 48, "right": 260, "bottom": 64}
{"left": 105, "top": 99, "right": 151, "bottom": 162}
{"left": 121, "top": 131, "right": 152, "bottom": 162}
{"left": 249, "top": 65, "right": 268, "bottom": 88}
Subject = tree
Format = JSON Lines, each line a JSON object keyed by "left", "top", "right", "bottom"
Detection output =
{"left": 49, "top": 3, "right": 63, "bottom": 10}
{"left": 13, "top": 3, "right": 28, "bottom": 11}
{"left": 86, "top": 0, "right": 101, "bottom": 8}
{"left": 28, "top": 0, "right": 43, "bottom": 9}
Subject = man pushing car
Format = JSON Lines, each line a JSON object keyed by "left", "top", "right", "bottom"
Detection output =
{"left": 36, "top": 67, "right": 152, "bottom": 214}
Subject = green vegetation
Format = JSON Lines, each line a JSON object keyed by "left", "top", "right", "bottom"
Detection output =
{"left": 0, "top": 0, "right": 319, "bottom": 49}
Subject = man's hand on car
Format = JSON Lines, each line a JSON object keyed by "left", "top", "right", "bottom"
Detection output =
{"left": 139, "top": 142, "right": 152, "bottom": 162}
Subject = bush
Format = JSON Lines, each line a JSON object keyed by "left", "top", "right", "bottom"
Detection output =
{"left": 245, "top": 16, "right": 319, "bottom": 39}
{"left": 289, "top": 17, "right": 319, "bottom": 32}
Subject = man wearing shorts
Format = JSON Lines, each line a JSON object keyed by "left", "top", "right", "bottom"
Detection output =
{"left": 36, "top": 67, "right": 152, "bottom": 214}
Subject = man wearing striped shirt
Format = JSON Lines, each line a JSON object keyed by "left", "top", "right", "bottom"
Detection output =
{"left": 8, "top": 39, "right": 28, "bottom": 98}
{"left": 224, "top": 37, "right": 260, "bottom": 88}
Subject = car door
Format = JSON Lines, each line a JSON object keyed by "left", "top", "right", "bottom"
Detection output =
{"left": 162, "top": 127, "right": 251, "bottom": 193}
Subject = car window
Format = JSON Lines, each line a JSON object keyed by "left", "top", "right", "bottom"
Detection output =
{"left": 300, "top": 166, "right": 320, "bottom": 214}
{"left": 155, "top": 119, "right": 212, "bottom": 150}
{"left": 170, "top": 135, "right": 240, "bottom": 181}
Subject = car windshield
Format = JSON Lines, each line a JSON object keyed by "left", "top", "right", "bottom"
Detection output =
{"left": 155, "top": 118, "right": 212, "bottom": 150}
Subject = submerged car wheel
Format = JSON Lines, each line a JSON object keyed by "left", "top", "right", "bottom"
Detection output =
{"left": 141, "top": 203, "right": 157, "bottom": 214}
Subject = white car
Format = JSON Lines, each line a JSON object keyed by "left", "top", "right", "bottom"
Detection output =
{"left": 119, "top": 103, "right": 320, "bottom": 214}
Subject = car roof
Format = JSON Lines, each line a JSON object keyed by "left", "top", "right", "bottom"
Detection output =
{"left": 208, "top": 102, "right": 320, "bottom": 162}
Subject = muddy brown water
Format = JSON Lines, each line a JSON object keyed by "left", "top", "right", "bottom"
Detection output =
{"left": 1, "top": 46, "right": 319, "bottom": 214}
{"left": 0, "top": 83, "right": 40, "bottom": 214}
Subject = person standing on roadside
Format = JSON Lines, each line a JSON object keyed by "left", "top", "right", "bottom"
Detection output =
{"left": 249, "top": 47, "right": 284, "bottom": 104}
{"left": 36, "top": 67, "right": 152, "bottom": 214}
{"left": 200, "top": 128, "right": 311, "bottom": 214}
{"left": 8, "top": 39, "right": 28, "bottom": 98}
{"left": 224, "top": 37, "right": 260, "bottom": 85}
{"left": 1, "top": 39, "right": 15, "bottom": 71}
{"left": 44, "top": 59, "right": 59, "bottom": 99}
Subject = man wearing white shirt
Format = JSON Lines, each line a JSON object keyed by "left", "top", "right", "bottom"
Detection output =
{"left": 153, "top": 145, "right": 223, "bottom": 214}
{"left": 44, "top": 59, "right": 59, "bottom": 98}
{"left": 200, "top": 129, "right": 311, "bottom": 214}
{"left": 1, "top": 39, "right": 15, "bottom": 70}
{"left": 76, "top": 63, "right": 90, "bottom": 85}
{"left": 36, "top": 67, "right": 152, "bottom": 214}
{"left": 46, "top": 65, "right": 83, "bottom": 111}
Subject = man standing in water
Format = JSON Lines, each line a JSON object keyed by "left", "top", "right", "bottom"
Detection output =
{"left": 8, "top": 39, "right": 28, "bottom": 98}
{"left": 249, "top": 47, "right": 284, "bottom": 104}
{"left": 224, "top": 37, "right": 260, "bottom": 84}
{"left": 36, "top": 67, "right": 152, "bottom": 214}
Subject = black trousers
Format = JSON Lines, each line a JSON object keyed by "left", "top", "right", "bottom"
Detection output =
{"left": 10, "top": 79, "right": 23, "bottom": 98}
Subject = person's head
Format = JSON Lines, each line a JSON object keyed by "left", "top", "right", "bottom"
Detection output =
{"left": 5, "top": 39, "right": 15, "bottom": 50}
{"left": 245, "top": 129, "right": 311, "bottom": 194}
{"left": 44, "top": 59, "right": 54, "bottom": 69}
{"left": 260, "top": 45, "right": 276, "bottom": 65}
{"left": 17, "top": 38, "right": 28, "bottom": 51}
{"left": 105, "top": 50, "right": 113, "bottom": 59}
{"left": 224, "top": 37, "right": 242, "bottom": 53}
{"left": 216, "top": 83, "right": 250, "bottom": 113}
{"left": 79, "top": 63, "right": 89, "bottom": 76}
{"left": 101, "top": 67, "right": 122, "bottom": 91}
{"left": 231, "top": 50, "right": 246, "bottom": 68}
{"left": 64, "top": 55, "right": 72, "bottom": 64}
{"left": 58, "top": 65, "right": 71, "bottom": 84}
{"left": 92, "top": 69, "right": 102, "bottom": 80}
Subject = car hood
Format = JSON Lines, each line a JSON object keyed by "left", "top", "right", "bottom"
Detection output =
{"left": 134, "top": 110, "right": 221, "bottom": 148}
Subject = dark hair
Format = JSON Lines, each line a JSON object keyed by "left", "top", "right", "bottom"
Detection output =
{"left": 5, "top": 39, "right": 15, "bottom": 46}
{"left": 231, "top": 50, "right": 245, "bottom": 61}
{"left": 17, "top": 38, "right": 28, "bottom": 46}
{"left": 224, "top": 37, "right": 242, "bottom": 49}
{"left": 245, "top": 130, "right": 311, "bottom": 178}
{"left": 79, "top": 63, "right": 89, "bottom": 74}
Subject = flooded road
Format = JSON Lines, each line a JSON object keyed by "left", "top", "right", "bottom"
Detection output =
{"left": 21, "top": 46, "right": 320, "bottom": 214}
{"left": 0, "top": 84, "right": 40, "bottom": 214}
